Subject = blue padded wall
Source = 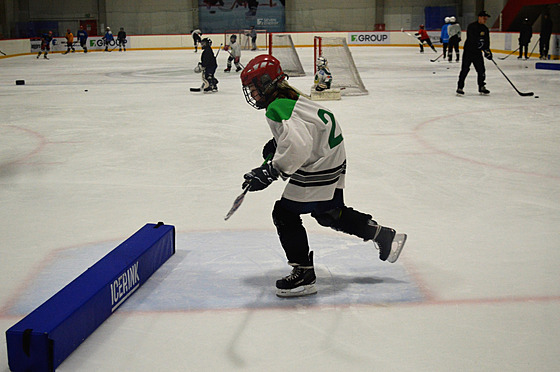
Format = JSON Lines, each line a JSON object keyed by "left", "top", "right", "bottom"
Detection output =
{"left": 6, "top": 222, "right": 175, "bottom": 372}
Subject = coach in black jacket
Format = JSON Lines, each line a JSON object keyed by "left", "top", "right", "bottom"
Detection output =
{"left": 456, "top": 10, "right": 492, "bottom": 96}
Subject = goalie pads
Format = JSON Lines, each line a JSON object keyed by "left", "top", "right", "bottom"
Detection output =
{"left": 310, "top": 88, "right": 341, "bottom": 101}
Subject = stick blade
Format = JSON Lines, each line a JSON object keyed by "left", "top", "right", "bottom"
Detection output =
{"left": 190, "top": 87, "right": 201, "bottom": 92}
{"left": 224, "top": 187, "right": 249, "bottom": 221}
{"left": 519, "top": 92, "right": 534, "bottom": 97}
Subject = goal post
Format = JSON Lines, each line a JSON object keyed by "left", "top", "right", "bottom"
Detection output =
{"left": 268, "top": 33, "right": 306, "bottom": 77}
{"left": 314, "top": 36, "right": 368, "bottom": 96}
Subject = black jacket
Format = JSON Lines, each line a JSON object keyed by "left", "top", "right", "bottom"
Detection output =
{"left": 463, "top": 21, "right": 490, "bottom": 53}
{"left": 541, "top": 17, "right": 553, "bottom": 38}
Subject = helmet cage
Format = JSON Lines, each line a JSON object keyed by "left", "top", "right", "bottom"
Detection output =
{"left": 241, "top": 55, "right": 286, "bottom": 109}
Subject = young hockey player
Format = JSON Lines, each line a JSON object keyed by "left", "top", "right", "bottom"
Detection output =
{"left": 103, "top": 27, "right": 114, "bottom": 52}
{"left": 117, "top": 27, "right": 127, "bottom": 51}
{"left": 238, "top": 54, "right": 407, "bottom": 297}
{"left": 313, "top": 56, "right": 332, "bottom": 91}
{"left": 415, "top": 24, "right": 437, "bottom": 53}
{"left": 249, "top": 26, "right": 257, "bottom": 50}
{"left": 37, "top": 31, "right": 53, "bottom": 59}
{"left": 456, "top": 11, "right": 492, "bottom": 96}
{"left": 63, "top": 29, "right": 75, "bottom": 54}
{"left": 447, "top": 16, "right": 461, "bottom": 62}
{"left": 224, "top": 34, "right": 242, "bottom": 72}
{"left": 200, "top": 38, "right": 218, "bottom": 92}
{"left": 441, "top": 17, "right": 450, "bottom": 59}
{"left": 518, "top": 18, "right": 532, "bottom": 59}
{"left": 77, "top": 25, "right": 88, "bottom": 53}
{"left": 192, "top": 29, "right": 202, "bottom": 53}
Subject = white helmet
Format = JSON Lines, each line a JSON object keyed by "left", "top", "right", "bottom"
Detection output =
{"left": 445, "top": 17, "right": 451, "bottom": 23}
{"left": 450, "top": 16, "right": 456, "bottom": 23}
{"left": 317, "top": 56, "right": 328, "bottom": 69}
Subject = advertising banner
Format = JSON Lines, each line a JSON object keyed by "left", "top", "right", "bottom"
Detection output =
{"left": 349, "top": 32, "right": 391, "bottom": 44}
{"left": 199, "top": 0, "right": 285, "bottom": 33}
{"left": 30, "top": 36, "right": 129, "bottom": 53}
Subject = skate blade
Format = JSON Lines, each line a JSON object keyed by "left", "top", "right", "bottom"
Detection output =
{"left": 387, "top": 233, "right": 407, "bottom": 263}
{"left": 276, "top": 284, "right": 317, "bottom": 298}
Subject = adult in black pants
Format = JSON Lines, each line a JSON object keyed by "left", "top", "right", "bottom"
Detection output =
{"left": 457, "top": 11, "right": 492, "bottom": 96}
{"left": 539, "top": 13, "right": 553, "bottom": 60}
{"left": 518, "top": 18, "right": 532, "bottom": 59}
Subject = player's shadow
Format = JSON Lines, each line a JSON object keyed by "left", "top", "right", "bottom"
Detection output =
{"left": 242, "top": 269, "right": 408, "bottom": 308}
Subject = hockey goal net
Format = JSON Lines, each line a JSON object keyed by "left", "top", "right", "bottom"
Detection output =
{"left": 268, "top": 33, "right": 306, "bottom": 77}
{"left": 314, "top": 36, "right": 368, "bottom": 96}
{"left": 224, "top": 29, "right": 268, "bottom": 51}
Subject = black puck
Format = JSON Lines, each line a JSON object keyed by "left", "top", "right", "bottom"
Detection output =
{"left": 16, "top": 80, "right": 25, "bottom": 85}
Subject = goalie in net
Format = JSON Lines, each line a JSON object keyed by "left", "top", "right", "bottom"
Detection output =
{"left": 314, "top": 36, "right": 368, "bottom": 96}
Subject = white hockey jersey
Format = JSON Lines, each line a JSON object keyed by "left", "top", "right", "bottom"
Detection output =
{"left": 226, "top": 40, "right": 241, "bottom": 58}
{"left": 266, "top": 95, "right": 346, "bottom": 202}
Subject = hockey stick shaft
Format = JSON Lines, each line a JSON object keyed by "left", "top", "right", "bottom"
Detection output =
{"left": 491, "top": 59, "right": 534, "bottom": 96}
{"left": 224, "top": 48, "right": 245, "bottom": 69}
{"left": 400, "top": 29, "right": 422, "bottom": 45}
{"left": 528, "top": 37, "right": 539, "bottom": 58}
{"left": 0, "top": 50, "right": 6, "bottom": 56}
{"left": 430, "top": 53, "right": 444, "bottom": 62}
{"left": 224, "top": 154, "right": 272, "bottom": 221}
{"left": 215, "top": 43, "right": 223, "bottom": 58}
{"left": 498, "top": 47, "right": 519, "bottom": 60}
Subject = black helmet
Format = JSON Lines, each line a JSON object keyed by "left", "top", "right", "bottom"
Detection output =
{"left": 201, "top": 38, "right": 212, "bottom": 48}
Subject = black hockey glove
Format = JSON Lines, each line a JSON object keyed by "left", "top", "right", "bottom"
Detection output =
{"left": 262, "top": 138, "right": 277, "bottom": 160}
{"left": 242, "top": 163, "right": 279, "bottom": 191}
{"left": 483, "top": 49, "right": 493, "bottom": 60}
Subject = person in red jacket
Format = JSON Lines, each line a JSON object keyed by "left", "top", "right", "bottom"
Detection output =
{"left": 415, "top": 24, "right": 437, "bottom": 53}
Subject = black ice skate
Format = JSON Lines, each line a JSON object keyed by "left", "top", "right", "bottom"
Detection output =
{"left": 479, "top": 86, "right": 490, "bottom": 95}
{"left": 276, "top": 252, "right": 317, "bottom": 298}
{"left": 370, "top": 222, "right": 407, "bottom": 263}
{"left": 456, "top": 88, "right": 464, "bottom": 96}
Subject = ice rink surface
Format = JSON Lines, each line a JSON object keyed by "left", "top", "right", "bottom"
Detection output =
{"left": 1, "top": 45, "right": 559, "bottom": 371}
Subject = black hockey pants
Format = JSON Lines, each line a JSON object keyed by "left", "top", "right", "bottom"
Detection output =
{"left": 457, "top": 51, "right": 486, "bottom": 89}
{"left": 272, "top": 189, "right": 378, "bottom": 266}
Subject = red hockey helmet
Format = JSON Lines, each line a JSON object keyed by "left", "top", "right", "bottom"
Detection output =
{"left": 240, "top": 54, "right": 286, "bottom": 109}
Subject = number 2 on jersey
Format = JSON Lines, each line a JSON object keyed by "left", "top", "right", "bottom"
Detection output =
{"left": 318, "top": 109, "right": 343, "bottom": 149}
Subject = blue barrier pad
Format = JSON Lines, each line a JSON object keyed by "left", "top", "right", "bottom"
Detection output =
{"left": 5, "top": 222, "right": 175, "bottom": 372}
{"left": 535, "top": 62, "right": 560, "bottom": 71}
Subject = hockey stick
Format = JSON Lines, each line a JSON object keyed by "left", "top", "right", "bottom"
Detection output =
{"left": 498, "top": 47, "right": 519, "bottom": 60}
{"left": 224, "top": 155, "right": 272, "bottom": 221}
{"left": 0, "top": 50, "right": 6, "bottom": 56}
{"left": 430, "top": 53, "right": 444, "bottom": 62}
{"left": 527, "top": 38, "right": 539, "bottom": 59}
{"left": 490, "top": 59, "right": 534, "bottom": 96}
{"left": 215, "top": 43, "right": 223, "bottom": 58}
{"left": 401, "top": 29, "right": 422, "bottom": 45}
{"left": 224, "top": 48, "right": 245, "bottom": 69}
